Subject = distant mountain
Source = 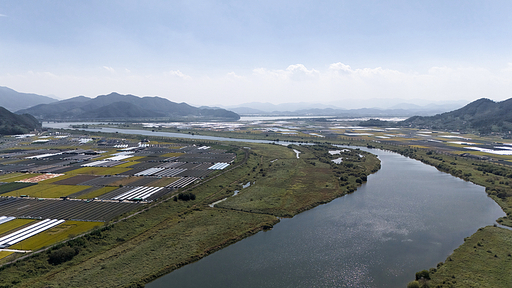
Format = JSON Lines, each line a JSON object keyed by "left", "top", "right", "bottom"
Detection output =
{"left": 226, "top": 100, "right": 466, "bottom": 117}
{"left": 17, "top": 92, "right": 240, "bottom": 121}
{"left": 399, "top": 98, "right": 512, "bottom": 134}
{"left": 0, "top": 106, "right": 40, "bottom": 135}
{"left": 0, "top": 86, "right": 57, "bottom": 112}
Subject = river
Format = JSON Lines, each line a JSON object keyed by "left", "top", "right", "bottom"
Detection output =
{"left": 44, "top": 123, "right": 505, "bottom": 287}
{"left": 146, "top": 148, "right": 504, "bottom": 288}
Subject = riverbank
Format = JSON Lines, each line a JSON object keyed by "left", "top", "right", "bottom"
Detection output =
{"left": 0, "top": 139, "right": 380, "bottom": 287}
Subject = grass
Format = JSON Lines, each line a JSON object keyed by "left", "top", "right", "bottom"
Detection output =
{"left": 426, "top": 226, "right": 512, "bottom": 288}
{"left": 76, "top": 186, "right": 118, "bottom": 199}
{"left": 9, "top": 221, "right": 103, "bottom": 251}
{"left": 19, "top": 209, "right": 276, "bottom": 288}
{"left": 161, "top": 152, "right": 185, "bottom": 157}
{"left": 1, "top": 184, "right": 91, "bottom": 198}
{"left": 216, "top": 144, "right": 380, "bottom": 217}
{"left": 1, "top": 173, "right": 42, "bottom": 183}
{"left": 0, "top": 219, "right": 35, "bottom": 236}
{"left": 0, "top": 173, "right": 26, "bottom": 182}
{"left": 115, "top": 161, "right": 140, "bottom": 168}
{"left": 0, "top": 252, "right": 13, "bottom": 260}
{"left": 64, "top": 167, "right": 131, "bottom": 176}
{"left": 0, "top": 182, "right": 36, "bottom": 195}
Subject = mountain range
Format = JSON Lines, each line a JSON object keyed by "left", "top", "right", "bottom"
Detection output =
{"left": 226, "top": 100, "right": 468, "bottom": 117}
{"left": 0, "top": 86, "right": 57, "bottom": 112}
{"left": 399, "top": 98, "right": 512, "bottom": 134}
{"left": 17, "top": 92, "right": 240, "bottom": 121}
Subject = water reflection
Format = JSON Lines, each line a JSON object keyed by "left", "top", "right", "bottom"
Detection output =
{"left": 147, "top": 149, "right": 504, "bottom": 288}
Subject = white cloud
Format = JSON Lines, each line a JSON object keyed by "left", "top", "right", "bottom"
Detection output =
{"left": 166, "top": 70, "right": 190, "bottom": 79}
{"left": 103, "top": 66, "right": 115, "bottom": 73}
{"left": 0, "top": 14, "right": 6, "bottom": 17}
{"left": 2, "top": 63, "right": 512, "bottom": 106}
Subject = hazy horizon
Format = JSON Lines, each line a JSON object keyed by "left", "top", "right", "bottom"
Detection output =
{"left": 1, "top": 1, "right": 512, "bottom": 106}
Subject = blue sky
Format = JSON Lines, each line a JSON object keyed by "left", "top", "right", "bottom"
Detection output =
{"left": 1, "top": 1, "right": 512, "bottom": 107}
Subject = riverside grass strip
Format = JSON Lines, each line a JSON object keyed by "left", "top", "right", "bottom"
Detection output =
{"left": 426, "top": 226, "right": 512, "bottom": 288}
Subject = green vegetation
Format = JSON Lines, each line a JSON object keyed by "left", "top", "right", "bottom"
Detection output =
{"left": 0, "top": 182, "right": 36, "bottom": 195}
{"left": 64, "top": 167, "right": 131, "bottom": 176}
{"left": 0, "top": 142, "right": 380, "bottom": 287}
{"left": 217, "top": 144, "right": 380, "bottom": 217}
{"left": 1, "top": 184, "right": 91, "bottom": 198}
{"left": 420, "top": 226, "right": 512, "bottom": 288}
{"left": 0, "top": 173, "right": 42, "bottom": 183}
{"left": 0, "top": 106, "right": 40, "bottom": 135}
{"left": 75, "top": 186, "right": 118, "bottom": 199}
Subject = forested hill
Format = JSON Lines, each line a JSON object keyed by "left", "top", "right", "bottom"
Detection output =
{"left": 0, "top": 106, "right": 41, "bottom": 135}
{"left": 399, "top": 98, "right": 512, "bottom": 134}
{"left": 17, "top": 92, "right": 240, "bottom": 121}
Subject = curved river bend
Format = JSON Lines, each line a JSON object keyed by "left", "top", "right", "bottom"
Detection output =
{"left": 43, "top": 124, "right": 504, "bottom": 287}
{"left": 146, "top": 148, "right": 504, "bottom": 288}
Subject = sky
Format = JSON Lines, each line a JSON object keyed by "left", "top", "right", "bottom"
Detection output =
{"left": 1, "top": 0, "right": 512, "bottom": 108}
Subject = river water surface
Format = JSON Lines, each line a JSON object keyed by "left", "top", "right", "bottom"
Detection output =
{"left": 43, "top": 124, "right": 504, "bottom": 287}
{"left": 146, "top": 148, "right": 504, "bottom": 288}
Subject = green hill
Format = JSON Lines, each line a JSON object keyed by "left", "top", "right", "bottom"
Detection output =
{"left": 0, "top": 106, "right": 41, "bottom": 135}
{"left": 399, "top": 98, "right": 512, "bottom": 134}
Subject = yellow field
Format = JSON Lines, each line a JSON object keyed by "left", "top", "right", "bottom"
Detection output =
{"left": 126, "top": 156, "right": 145, "bottom": 161}
{"left": 115, "top": 161, "right": 140, "bottom": 168}
{"left": 161, "top": 152, "right": 185, "bottom": 157}
{"left": 0, "top": 251, "right": 13, "bottom": 260}
{"left": 147, "top": 177, "right": 180, "bottom": 187}
{"left": 64, "top": 167, "right": 131, "bottom": 176}
{"left": 0, "top": 219, "right": 35, "bottom": 236}
{"left": 9, "top": 221, "right": 103, "bottom": 251}
{"left": 1, "top": 184, "right": 91, "bottom": 198}
{"left": 76, "top": 186, "right": 117, "bottom": 199}
{"left": 1, "top": 173, "right": 42, "bottom": 183}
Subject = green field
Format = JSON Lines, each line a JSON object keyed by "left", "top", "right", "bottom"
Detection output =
{"left": 0, "top": 173, "right": 42, "bottom": 183}
{"left": 1, "top": 184, "right": 91, "bottom": 198}
{"left": 76, "top": 186, "right": 118, "bottom": 199}
{"left": 64, "top": 167, "right": 131, "bottom": 176}
{"left": 0, "top": 182, "right": 36, "bottom": 195}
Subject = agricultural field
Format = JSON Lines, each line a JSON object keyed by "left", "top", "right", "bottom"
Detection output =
{"left": 0, "top": 135, "right": 243, "bottom": 266}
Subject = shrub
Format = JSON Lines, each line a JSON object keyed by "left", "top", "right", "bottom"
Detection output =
{"left": 407, "top": 281, "right": 420, "bottom": 288}
{"left": 48, "top": 246, "right": 77, "bottom": 265}
{"left": 415, "top": 269, "right": 430, "bottom": 280}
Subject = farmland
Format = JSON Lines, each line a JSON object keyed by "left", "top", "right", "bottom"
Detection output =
{"left": 0, "top": 134, "right": 242, "bottom": 269}
{"left": 3, "top": 118, "right": 512, "bottom": 287}
{"left": 0, "top": 130, "right": 383, "bottom": 287}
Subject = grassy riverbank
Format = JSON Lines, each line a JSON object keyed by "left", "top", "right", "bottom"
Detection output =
{"left": 0, "top": 140, "right": 380, "bottom": 287}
